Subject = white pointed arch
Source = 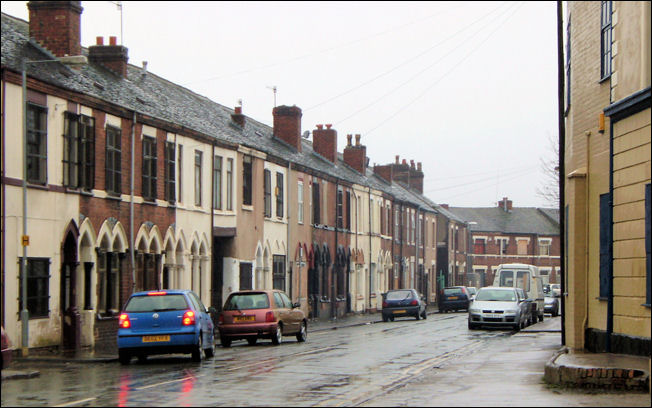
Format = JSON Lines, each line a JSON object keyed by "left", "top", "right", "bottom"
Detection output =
{"left": 97, "top": 220, "right": 113, "bottom": 250}
{"left": 163, "top": 227, "right": 176, "bottom": 254}
{"left": 112, "top": 221, "right": 128, "bottom": 253}
{"left": 149, "top": 225, "right": 163, "bottom": 254}
{"left": 135, "top": 224, "right": 150, "bottom": 253}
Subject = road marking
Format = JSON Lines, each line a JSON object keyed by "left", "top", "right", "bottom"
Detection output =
{"left": 133, "top": 376, "right": 197, "bottom": 390}
{"left": 53, "top": 398, "right": 97, "bottom": 407}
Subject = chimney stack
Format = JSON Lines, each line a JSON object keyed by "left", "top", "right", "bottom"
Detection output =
{"left": 231, "top": 106, "right": 245, "bottom": 128}
{"left": 272, "top": 105, "right": 302, "bottom": 151}
{"left": 312, "top": 124, "right": 337, "bottom": 163}
{"left": 88, "top": 35, "right": 129, "bottom": 77}
{"left": 343, "top": 133, "right": 367, "bottom": 174}
{"left": 28, "top": 1, "right": 83, "bottom": 57}
{"left": 373, "top": 164, "right": 393, "bottom": 183}
{"left": 498, "top": 197, "right": 513, "bottom": 212}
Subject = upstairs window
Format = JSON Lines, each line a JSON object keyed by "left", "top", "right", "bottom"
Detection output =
{"left": 63, "top": 113, "right": 95, "bottom": 190}
{"left": 105, "top": 125, "right": 122, "bottom": 195}
{"left": 336, "top": 187, "right": 343, "bottom": 229}
{"left": 226, "top": 158, "right": 233, "bottom": 210}
{"left": 194, "top": 150, "right": 202, "bottom": 206}
{"left": 26, "top": 103, "right": 48, "bottom": 185}
{"left": 264, "top": 169, "right": 272, "bottom": 217}
{"left": 474, "top": 238, "right": 486, "bottom": 254}
{"left": 600, "top": 1, "right": 612, "bottom": 80}
{"left": 142, "top": 136, "right": 157, "bottom": 201}
{"left": 297, "top": 181, "right": 304, "bottom": 224}
{"left": 276, "top": 172, "right": 284, "bottom": 218}
{"left": 312, "top": 181, "right": 321, "bottom": 224}
{"left": 164, "top": 142, "right": 176, "bottom": 203}
{"left": 213, "top": 155, "right": 222, "bottom": 210}
{"left": 243, "top": 155, "right": 252, "bottom": 206}
{"left": 538, "top": 238, "right": 552, "bottom": 256}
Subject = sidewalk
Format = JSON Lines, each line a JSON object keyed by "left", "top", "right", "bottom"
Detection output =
{"left": 4, "top": 308, "right": 650, "bottom": 394}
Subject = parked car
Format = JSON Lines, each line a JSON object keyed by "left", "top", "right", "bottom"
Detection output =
{"left": 467, "top": 286, "right": 478, "bottom": 301}
{"left": 468, "top": 287, "right": 530, "bottom": 331}
{"left": 218, "top": 290, "right": 307, "bottom": 347}
{"left": 550, "top": 283, "right": 561, "bottom": 297}
{"left": 438, "top": 286, "right": 471, "bottom": 312}
{"left": 117, "top": 290, "right": 215, "bottom": 365}
{"left": 1, "top": 326, "right": 12, "bottom": 370}
{"left": 381, "top": 289, "right": 427, "bottom": 322}
{"left": 493, "top": 263, "right": 545, "bottom": 324}
{"left": 544, "top": 285, "right": 561, "bottom": 317}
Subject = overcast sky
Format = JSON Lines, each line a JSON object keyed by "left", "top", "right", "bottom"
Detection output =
{"left": 1, "top": 1, "right": 560, "bottom": 208}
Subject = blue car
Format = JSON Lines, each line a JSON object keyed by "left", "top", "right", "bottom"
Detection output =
{"left": 117, "top": 290, "right": 215, "bottom": 364}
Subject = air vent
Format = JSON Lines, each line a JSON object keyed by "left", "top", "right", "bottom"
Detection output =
{"left": 136, "top": 97, "right": 147, "bottom": 105}
{"left": 93, "top": 81, "right": 105, "bottom": 90}
{"left": 255, "top": 131, "right": 263, "bottom": 137}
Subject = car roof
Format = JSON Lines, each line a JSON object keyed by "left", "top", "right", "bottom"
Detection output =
{"left": 478, "top": 286, "right": 516, "bottom": 291}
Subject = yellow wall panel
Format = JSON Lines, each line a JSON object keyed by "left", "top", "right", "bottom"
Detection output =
{"left": 613, "top": 200, "right": 645, "bottom": 222}
{"left": 613, "top": 163, "right": 651, "bottom": 188}
{"left": 613, "top": 183, "right": 646, "bottom": 205}
{"left": 613, "top": 109, "right": 651, "bottom": 136}
{"left": 613, "top": 144, "right": 651, "bottom": 171}
{"left": 613, "top": 258, "right": 648, "bottom": 277}
{"left": 613, "top": 219, "right": 646, "bottom": 240}
{"left": 614, "top": 296, "right": 649, "bottom": 317}
{"left": 613, "top": 126, "right": 651, "bottom": 154}
{"left": 614, "top": 314, "right": 651, "bottom": 338}
{"left": 613, "top": 238, "right": 646, "bottom": 258}
{"left": 613, "top": 276, "right": 647, "bottom": 296}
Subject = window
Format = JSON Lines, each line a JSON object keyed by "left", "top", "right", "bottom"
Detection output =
{"left": 194, "top": 150, "right": 202, "bottom": 206}
{"left": 538, "top": 238, "right": 552, "bottom": 256}
{"left": 226, "top": 158, "right": 233, "bottom": 210}
{"left": 98, "top": 251, "right": 120, "bottom": 315}
{"left": 312, "top": 181, "right": 320, "bottom": 224}
{"left": 346, "top": 191, "right": 351, "bottom": 230}
{"left": 26, "top": 103, "right": 48, "bottom": 184}
{"left": 645, "top": 184, "right": 651, "bottom": 306}
{"left": 264, "top": 169, "right": 272, "bottom": 217}
{"left": 273, "top": 255, "right": 286, "bottom": 291}
{"left": 418, "top": 216, "right": 423, "bottom": 247}
{"left": 239, "top": 262, "right": 252, "bottom": 290}
{"left": 177, "top": 144, "right": 183, "bottom": 203}
{"left": 213, "top": 155, "right": 222, "bottom": 210}
{"left": 105, "top": 125, "right": 121, "bottom": 195}
{"left": 497, "top": 237, "right": 509, "bottom": 255}
{"left": 411, "top": 211, "right": 416, "bottom": 244}
{"left": 142, "top": 136, "right": 157, "bottom": 201}
{"left": 517, "top": 239, "right": 528, "bottom": 256}
{"left": 336, "top": 187, "right": 343, "bottom": 229}
{"left": 18, "top": 258, "right": 50, "bottom": 318}
{"left": 243, "top": 155, "right": 252, "bottom": 205}
{"left": 63, "top": 113, "right": 95, "bottom": 190}
{"left": 276, "top": 172, "right": 284, "bottom": 218}
{"left": 599, "top": 193, "right": 612, "bottom": 298}
{"left": 395, "top": 207, "right": 400, "bottom": 242}
{"left": 297, "top": 181, "right": 304, "bottom": 224}
{"left": 474, "top": 238, "right": 486, "bottom": 254}
{"left": 164, "top": 142, "right": 175, "bottom": 203}
{"left": 600, "top": 1, "right": 612, "bottom": 80}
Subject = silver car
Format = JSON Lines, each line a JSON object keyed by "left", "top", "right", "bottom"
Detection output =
{"left": 468, "top": 287, "right": 530, "bottom": 331}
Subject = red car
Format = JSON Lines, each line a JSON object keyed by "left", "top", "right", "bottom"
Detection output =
{"left": 1, "top": 326, "right": 12, "bottom": 370}
{"left": 218, "top": 290, "right": 307, "bottom": 347}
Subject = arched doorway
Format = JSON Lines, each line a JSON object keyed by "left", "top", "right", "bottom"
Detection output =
{"left": 61, "top": 225, "right": 80, "bottom": 350}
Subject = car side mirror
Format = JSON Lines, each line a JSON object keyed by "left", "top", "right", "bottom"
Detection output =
{"left": 208, "top": 306, "right": 217, "bottom": 314}
{"left": 292, "top": 302, "right": 301, "bottom": 309}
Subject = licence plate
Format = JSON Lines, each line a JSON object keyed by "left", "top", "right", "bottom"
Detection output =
{"left": 485, "top": 314, "right": 501, "bottom": 319}
{"left": 142, "top": 335, "right": 170, "bottom": 343}
{"left": 393, "top": 310, "right": 406, "bottom": 314}
{"left": 234, "top": 315, "right": 255, "bottom": 322}
{"left": 448, "top": 296, "right": 458, "bottom": 300}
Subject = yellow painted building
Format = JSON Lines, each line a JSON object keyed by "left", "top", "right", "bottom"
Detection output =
{"left": 564, "top": 1, "right": 650, "bottom": 358}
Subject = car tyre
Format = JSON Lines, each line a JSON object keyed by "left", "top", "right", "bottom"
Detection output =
{"left": 382, "top": 315, "right": 388, "bottom": 322}
{"left": 389, "top": 316, "right": 395, "bottom": 322}
{"left": 468, "top": 322, "right": 477, "bottom": 330}
{"left": 205, "top": 340, "right": 215, "bottom": 358}
{"left": 513, "top": 323, "right": 521, "bottom": 332}
{"left": 296, "top": 321, "right": 307, "bottom": 342}
{"left": 271, "top": 324, "right": 282, "bottom": 345}
{"left": 137, "top": 354, "right": 147, "bottom": 364}
{"left": 191, "top": 333, "right": 203, "bottom": 362}
{"left": 538, "top": 313, "right": 544, "bottom": 322}
{"left": 422, "top": 310, "right": 427, "bottom": 319}
{"left": 415, "top": 311, "right": 420, "bottom": 320}
{"left": 118, "top": 350, "right": 131, "bottom": 365}
{"left": 247, "top": 337, "right": 258, "bottom": 346}
{"left": 220, "top": 336, "right": 232, "bottom": 348}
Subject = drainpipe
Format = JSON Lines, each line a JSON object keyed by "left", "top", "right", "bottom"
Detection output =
{"left": 556, "top": 0, "right": 566, "bottom": 346}
{"left": 333, "top": 179, "right": 338, "bottom": 319}
{"left": 211, "top": 143, "right": 215, "bottom": 305}
{"left": 368, "top": 187, "right": 372, "bottom": 311}
{"left": 286, "top": 164, "right": 291, "bottom": 301}
{"left": 130, "top": 111, "right": 136, "bottom": 294}
{"left": 607, "top": 120, "right": 614, "bottom": 352}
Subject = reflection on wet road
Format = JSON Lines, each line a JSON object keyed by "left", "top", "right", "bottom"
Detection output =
{"left": 2, "top": 313, "right": 513, "bottom": 407}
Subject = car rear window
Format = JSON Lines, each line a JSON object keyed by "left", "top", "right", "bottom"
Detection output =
{"left": 125, "top": 294, "right": 188, "bottom": 312}
{"left": 225, "top": 293, "right": 270, "bottom": 310}
{"left": 475, "top": 289, "right": 516, "bottom": 302}
{"left": 386, "top": 290, "right": 413, "bottom": 300}
{"left": 443, "top": 288, "right": 463, "bottom": 295}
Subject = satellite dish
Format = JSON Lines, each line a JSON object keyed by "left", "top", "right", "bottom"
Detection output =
{"left": 302, "top": 130, "right": 310, "bottom": 139}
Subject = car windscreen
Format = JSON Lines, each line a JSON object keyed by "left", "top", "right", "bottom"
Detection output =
{"left": 443, "top": 288, "right": 463, "bottom": 295}
{"left": 475, "top": 289, "right": 517, "bottom": 302}
{"left": 468, "top": 287, "right": 477, "bottom": 295}
{"left": 386, "top": 290, "right": 413, "bottom": 300}
{"left": 224, "top": 293, "right": 270, "bottom": 310}
{"left": 125, "top": 294, "right": 189, "bottom": 312}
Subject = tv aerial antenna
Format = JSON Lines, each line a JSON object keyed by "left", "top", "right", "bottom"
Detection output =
{"left": 266, "top": 85, "right": 277, "bottom": 107}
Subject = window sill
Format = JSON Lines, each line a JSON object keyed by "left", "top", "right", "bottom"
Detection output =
{"left": 142, "top": 199, "right": 158, "bottom": 206}
{"left": 80, "top": 190, "right": 94, "bottom": 197}
{"left": 105, "top": 194, "right": 122, "bottom": 201}
{"left": 597, "top": 296, "right": 608, "bottom": 301}
{"left": 642, "top": 303, "right": 651, "bottom": 309}
{"left": 598, "top": 75, "right": 611, "bottom": 84}
{"left": 242, "top": 205, "right": 254, "bottom": 212}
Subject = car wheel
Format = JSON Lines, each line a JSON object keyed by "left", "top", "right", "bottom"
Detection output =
{"left": 382, "top": 315, "right": 388, "bottom": 322}
{"left": 191, "top": 333, "right": 203, "bottom": 362}
{"left": 468, "top": 322, "right": 477, "bottom": 330}
{"left": 271, "top": 324, "right": 282, "bottom": 345}
{"left": 415, "top": 311, "right": 420, "bottom": 320}
{"left": 296, "top": 321, "right": 307, "bottom": 343}
{"left": 205, "top": 339, "right": 215, "bottom": 358}
{"left": 220, "top": 336, "right": 232, "bottom": 348}
{"left": 247, "top": 337, "right": 258, "bottom": 346}
{"left": 137, "top": 354, "right": 147, "bottom": 364}
{"left": 422, "top": 310, "right": 427, "bottom": 320}
{"left": 538, "top": 313, "right": 544, "bottom": 322}
{"left": 389, "top": 316, "right": 395, "bottom": 322}
{"left": 118, "top": 350, "right": 131, "bottom": 365}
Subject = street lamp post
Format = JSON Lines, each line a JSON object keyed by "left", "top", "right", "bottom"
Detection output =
{"left": 20, "top": 56, "right": 87, "bottom": 356}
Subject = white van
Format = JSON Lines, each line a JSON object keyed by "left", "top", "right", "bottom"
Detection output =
{"left": 492, "top": 263, "right": 545, "bottom": 323}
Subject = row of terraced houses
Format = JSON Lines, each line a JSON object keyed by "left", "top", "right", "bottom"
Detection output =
{"left": 1, "top": 2, "right": 560, "bottom": 354}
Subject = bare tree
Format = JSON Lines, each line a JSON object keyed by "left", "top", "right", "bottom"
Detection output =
{"left": 537, "top": 133, "right": 560, "bottom": 207}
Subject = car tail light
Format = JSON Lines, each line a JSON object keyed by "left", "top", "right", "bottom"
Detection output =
{"left": 382, "top": 301, "right": 388, "bottom": 308}
{"left": 119, "top": 313, "right": 131, "bottom": 329}
{"left": 265, "top": 311, "right": 275, "bottom": 322}
{"left": 410, "top": 299, "right": 418, "bottom": 306}
{"left": 218, "top": 313, "right": 224, "bottom": 324}
{"left": 182, "top": 310, "right": 196, "bottom": 326}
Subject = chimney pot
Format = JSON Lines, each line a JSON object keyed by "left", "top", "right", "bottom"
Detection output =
{"left": 417, "top": 162, "right": 422, "bottom": 172}
{"left": 316, "top": 124, "right": 323, "bottom": 130}
{"left": 347, "top": 134, "right": 352, "bottom": 146}
{"left": 235, "top": 106, "right": 242, "bottom": 115}
{"left": 109, "top": 36, "right": 117, "bottom": 46}
{"left": 395, "top": 155, "right": 400, "bottom": 164}
{"left": 355, "top": 134, "right": 361, "bottom": 146}
{"left": 410, "top": 160, "right": 415, "bottom": 169}
{"left": 325, "top": 124, "right": 332, "bottom": 129}
{"left": 96, "top": 36, "right": 104, "bottom": 45}
{"left": 402, "top": 159, "right": 407, "bottom": 165}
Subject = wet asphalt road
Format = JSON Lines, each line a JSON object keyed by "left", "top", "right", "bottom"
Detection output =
{"left": 2, "top": 313, "right": 649, "bottom": 407}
